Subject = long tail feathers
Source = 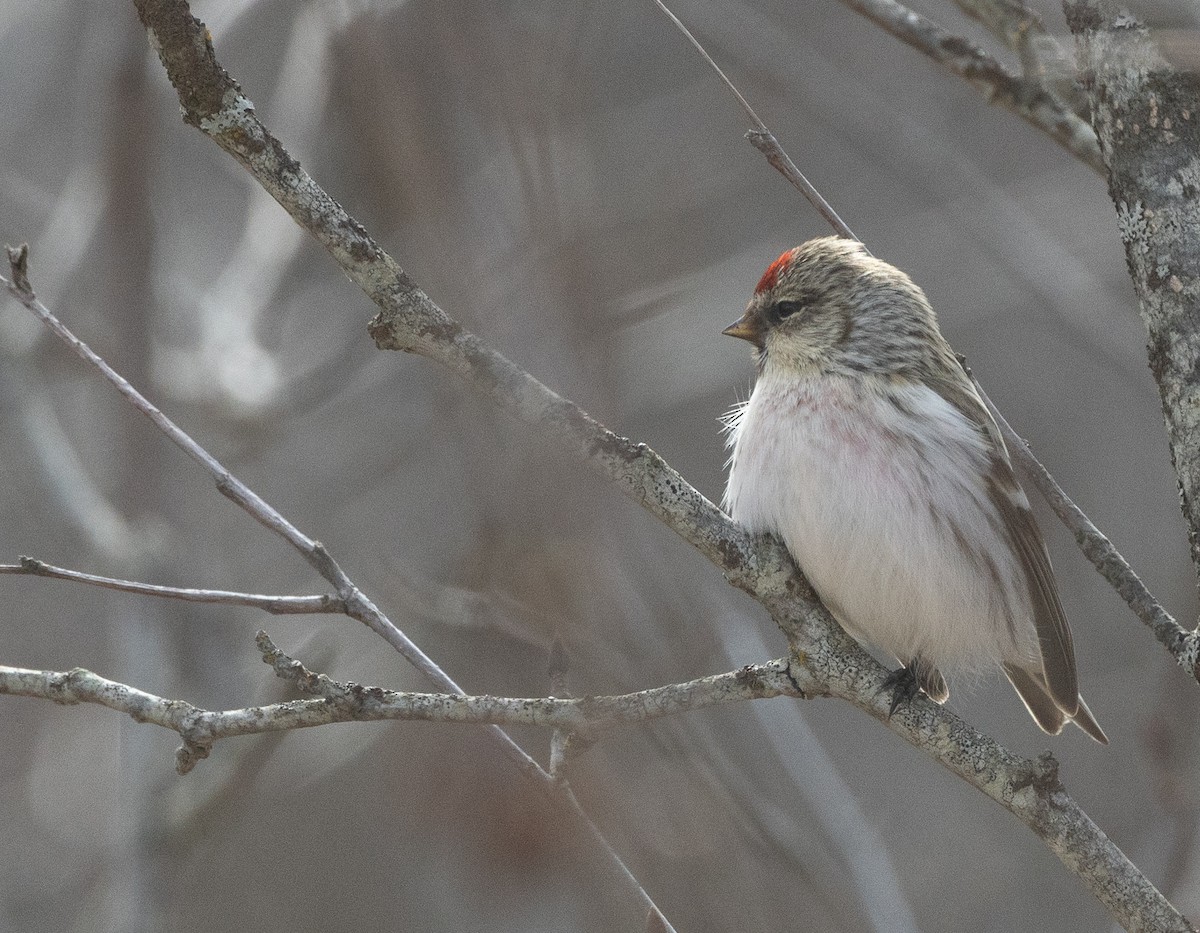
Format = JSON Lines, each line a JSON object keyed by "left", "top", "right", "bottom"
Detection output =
{"left": 1004, "top": 664, "right": 1108, "bottom": 745}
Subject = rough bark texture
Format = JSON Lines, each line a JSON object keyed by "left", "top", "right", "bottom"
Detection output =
{"left": 1066, "top": 0, "right": 1200, "bottom": 579}
{"left": 842, "top": 0, "right": 1103, "bottom": 172}
{"left": 117, "top": 1, "right": 1196, "bottom": 929}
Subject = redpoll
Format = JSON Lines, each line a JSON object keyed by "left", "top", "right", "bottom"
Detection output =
{"left": 722, "top": 237, "right": 1106, "bottom": 743}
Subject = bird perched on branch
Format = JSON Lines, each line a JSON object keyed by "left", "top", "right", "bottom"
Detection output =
{"left": 722, "top": 236, "right": 1106, "bottom": 743}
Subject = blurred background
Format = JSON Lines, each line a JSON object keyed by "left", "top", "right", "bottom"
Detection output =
{"left": 1, "top": 0, "right": 1197, "bottom": 930}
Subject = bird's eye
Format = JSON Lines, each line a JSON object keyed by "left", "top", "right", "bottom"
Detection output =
{"left": 774, "top": 300, "right": 803, "bottom": 320}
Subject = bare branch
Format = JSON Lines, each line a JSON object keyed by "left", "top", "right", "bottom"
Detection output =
{"left": 0, "top": 638, "right": 805, "bottom": 771}
{"left": 977, "top": 388, "right": 1200, "bottom": 681}
{"left": 3, "top": 235, "right": 679, "bottom": 933}
{"left": 9, "top": 2, "right": 1174, "bottom": 928}
{"left": 653, "top": 0, "right": 1196, "bottom": 690}
{"left": 954, "top": 0, "right": 1091, "bottom": 120}
{"left": 0, "top": 557, "right": 344, "bottom": 614}
{"left": 260, "top": 632, "right": 807, "bottom": 729}
{"left": 648, "top": 0, "right": 858, "bottom": 240}
{"left": 837, "top": 0, "right": 1103, "bottom": 173}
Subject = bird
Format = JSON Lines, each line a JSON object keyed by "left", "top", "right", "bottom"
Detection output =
{"left": 721, "top": 236, "right": 1107, "bottom": 743}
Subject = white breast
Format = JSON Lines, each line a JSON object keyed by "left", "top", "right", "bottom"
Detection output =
{"left": 723, "top": 371, "right": 1036, "bottom": 673}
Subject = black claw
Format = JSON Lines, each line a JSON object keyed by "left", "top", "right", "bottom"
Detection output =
{"left": 879, "top": 665, "right": 921, "bottom": 718}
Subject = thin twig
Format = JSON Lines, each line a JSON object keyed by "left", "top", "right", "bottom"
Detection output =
{"left": 0, "top": 558, "right": 344, "bottom": 614}
{"left": 650, "top": 0, "right": 764, "bottom": 130}
{"left": 977, "top": 389, "right": 1200, "bottom": 679}
{"left": 652, "top": 0, "right": 1196, "bottom": 687}
{"left": 648, "top": 0, "right": 858, "bottom": 241}
{"left": 837, "top": 0, "right": 1103, "bottom": 173}
{"left": 4, "top": 240, "right": 679, "bottom": 933}
{"left": 0, "top": 644, "right": 804, "bottom": 773}
{"left": 31, "top": 3, "right": 1185, "bottom": 928}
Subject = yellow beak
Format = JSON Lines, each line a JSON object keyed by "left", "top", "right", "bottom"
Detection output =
{"left": 722, "top": 312, "right": 763, "bottom": 347}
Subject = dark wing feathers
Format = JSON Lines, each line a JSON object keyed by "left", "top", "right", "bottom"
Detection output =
{"left": 986, "top": 469, "right": 1079, "bottom": 712}
{"left": 1072, "top": 695, "right": 1110, "bottom": 745}
{"left": 1005, "top": 664, "right": 1109, "bottom": 744}
{"left": 927, "top": 365, "right": 1081, "bottom": 716}
{"left": 1003, "top": 663, "right": 1066, "bottom": 735}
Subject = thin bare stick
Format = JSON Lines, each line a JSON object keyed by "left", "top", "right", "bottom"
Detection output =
{"left": 650, "top": 0, "right": 763, "bottom": 129}
{"left": 0, "top": 557, "right": 344, "bottom": 614}
{"left": 978, "top": 388, "right": 1200, "bottom": 678}
{"left": 0, "top": 642, "right": 804, "bottom": 773}
{"left": 837, "top": 0, "right": 1103, "bottom": 173}
{"left": 2, "top": 244, "right": 678, "bottom": 933}
{"left": 651, "top": 1, "right": 1196, "bottom": 690}
{"left": 648, "top": 0, "right": 858, "bottom": 241}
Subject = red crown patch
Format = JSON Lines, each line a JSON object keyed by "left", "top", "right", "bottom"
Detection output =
{"left": 755, "top": 249, "right": 794, "bottom": 294}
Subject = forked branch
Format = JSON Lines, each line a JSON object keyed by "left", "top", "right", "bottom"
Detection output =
{"left": 109, "top": 2, "right": 1193, "bottom": 928}
{"left": 0, "top": 635, "right": 805, "bottom": 774}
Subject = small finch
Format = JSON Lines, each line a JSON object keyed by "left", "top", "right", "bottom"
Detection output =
{"left": 722, "top": 236, "right": 1106, "bottom": 742}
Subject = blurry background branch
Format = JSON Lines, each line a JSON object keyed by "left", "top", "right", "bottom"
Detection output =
{"left": 653, "top": 0, "right": 1196, "bottom": 681}
{"left": 951, "top": 0, "right": 1091, "bottom": 114}
{"left": 1, "top": 245, "right": 680, "bottom": 933}
{"left": 114, "top": 1, "right": 1191, "bottom": 929}
{"left": 838, "top": 0, "right": 1103, "bottom": 171}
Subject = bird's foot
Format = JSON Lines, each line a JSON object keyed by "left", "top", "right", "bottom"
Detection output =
{"left": 878, "top": 665, "right": 921, "bottom": 718}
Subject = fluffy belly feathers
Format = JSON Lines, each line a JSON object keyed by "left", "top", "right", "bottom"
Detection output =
{"left": 723, "top": 374, "right": 1036, "bottom": 672}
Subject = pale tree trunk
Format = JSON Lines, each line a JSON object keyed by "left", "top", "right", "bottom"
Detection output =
{"left": 1067, "top": 0, "right": 1200, "bottom": 581}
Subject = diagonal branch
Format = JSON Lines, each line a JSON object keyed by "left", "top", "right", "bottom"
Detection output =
{"left": 649, "top": 0, "right": 1194, "bottom": 689}
{"left": 2, "top": 247, "right": 679, "bottom": 933}
{"left": 979, "top": 390, "right": 1200, "bottom": 679}
{"left": 114, "top": 2, "right": 1194, "bottom": 929}
{"left": 837, "top": 0, "right": 1103, "bottom": 172}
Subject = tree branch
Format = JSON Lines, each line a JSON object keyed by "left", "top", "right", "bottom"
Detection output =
{"left": 106, "top": 3, "right": 1197, "bottom": 929}
{"left": 838, "top": 0, "right": 1104, "bottom": 172}
{"left": 0, "top": 557, "right": 344, "bottom": 614}
{"left": 2, "top": 245, "right": 680, "bottom": 933}
{"left": 0, "top": 635, "right": 806, "bottom": 774}
{"left": 979, "top": 389, "right": 1200, "bottom": 680}
{"left": 1065, "top": 0, "right": 1200, "bottom": 586}
{"left": 951, "top": 0, "right": 1086, "bottom": 116}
